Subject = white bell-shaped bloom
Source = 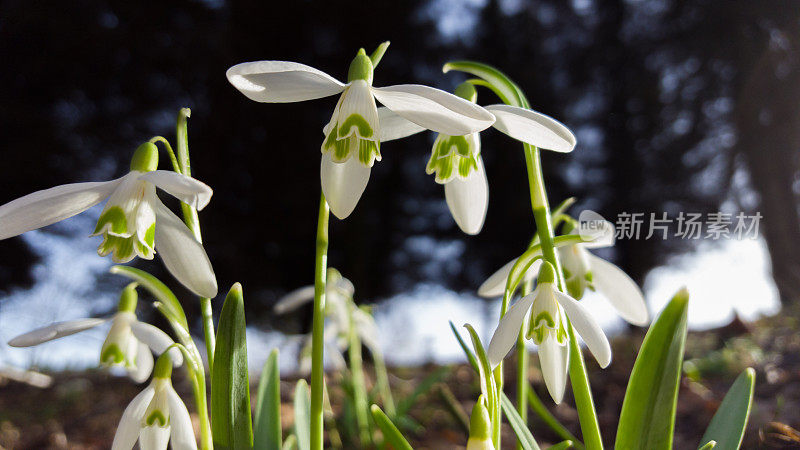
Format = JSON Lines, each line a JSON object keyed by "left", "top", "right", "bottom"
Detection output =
{"left": 274, "top": 268, "right": 381, "bottom": 374}
{"left": 8, "top": 283, "right": 182, "bottom": 383}
{"left": 0, "top": 142, "right": 217, "bottom": 298}
{"left": 112, "top": 354, "right": 196, "bottom": 450}
{"left": 418, "top": 84, "right": 576, "bottom": 234}
{"left": 487, "top": 262, "right": 610, "bottom": 403}
{"left": 226, "top": 48, "right": 495, "bottom": 219}
{"left": 478, "top": 220, "right": 648, "bottom": 326}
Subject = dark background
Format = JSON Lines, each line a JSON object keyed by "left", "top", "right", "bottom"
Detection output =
{"left": 0, "top": 0, "right": 798, "bottom": 333}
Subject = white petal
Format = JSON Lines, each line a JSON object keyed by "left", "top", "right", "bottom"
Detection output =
{"left": 444, "top": 156, "right": 488, "bottom": 235}
{"left": 372, "top": 84, "right": 495, "bottom": 135}
{"left": 477, "top": 257, "right": 542, "bottom": 298}
{"left": 273, "top": 285, "right": 315, "bottom": 314}
{"left": 320, "top": 152, "right": 371, "bottom": 220}
{"left": 538, "top": 337, "right": 570, "bottom": 404}
{"left": 112, "top": 384, "right": 155, "bottom": 450}
{"left": 485, "top": 104, "right": 576, "bottom": 152}
{"left": 226, "top": 61, "right": 345, "bottom": 103}
{"left": 377, "top": 107, "right": 426, "bottom": 141}
{"left": 139, "top": 425, "right": 170, "bottom": 450}
{"left": 553, "top": 290, "right": 611, "bottom": 368}
{"left": 8, "top": 318, "right": 108, "bottom": 347}
{"left": 336, "top": 80, "right": 380, "bottom": 141}
{"left": 130, "top": 321, "right": 183, "bottom": 367}
{"left": 587, "top": 253, "right": 649, "bottom": 326}
{"left": 153, "top": 199, "right": 218, "bottom": 298}
{"left": 128, "top": 341, "right": 154, "bottom": 384}
{"left": 0, "top": 177, "right": 124, "bottom": 240}
{"left": 353, "top": 308, "right": 381, "bottom": 354}
{"left": 487, "top": 291, "right": 538, "bottom": 368}
{"left": 138, "top": 171, "right": 213, "bottom": 211}
{"left": 167, "top": 387, "right": 198, "bottom": 450}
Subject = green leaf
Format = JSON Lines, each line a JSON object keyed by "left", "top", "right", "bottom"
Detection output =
{"left": 698, "top": 368, "right": 755, "bottom": 450}
{"left": 212, "top": 283, "right": 253, "bottom": 449}
{"left": 549, "top": 441, "right": 575, "bottom": 450}
{"left": 110, "top": 265, "right": 188, "bottom": 329}
{"left": 254, "top": 349, "right": 282, "bottom": 450}
{"left": 615, "top": 288, "right": 690, "bottom": 450}
{"left": 699, "top": 441, "right": 717, "bottom": 450}
{"left": 449, "top": 321, "right": 479, "bottom": 372}
{"left": 371, "top": 404, "right": 413, "bottom": 450}
{"left": 500, "top": 393, "right": 541, "bottom": 450}
{"left": 294, "top": 379, "right": 311, "bottom": 450}
{"left": 443, "top": 61, "right": 523, "bottom": 106}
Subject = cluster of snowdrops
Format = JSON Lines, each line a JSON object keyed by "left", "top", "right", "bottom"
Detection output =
{"left": 0, "top": 42, "right": 754, "bottom": 450}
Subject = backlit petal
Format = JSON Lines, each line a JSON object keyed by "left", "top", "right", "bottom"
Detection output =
{"left": 487, "top": 291, "right": 538, "bottom": 368}
{"left": 111, "top": 384, "right": 155, "bottom": 450}
{"left": 138, "top": 171, "right": 213, "bottom": 211}
{"left": 320, "top": 152, "right": 371, "bottom": 220}
{"left": 227, "top": 61, "right": 345, "bottom": 103}
{"left": 0, "top": 177, "right": 124, "bottom": 240}
{"left": 485, "top": 104, "right": 576, "bottom": 152}
{"left": 477, "top": 257, "right": 542, "bottom": 298}
{"left": 377, "top": 107, "right": 426, "bottom": 141}
{"left": 372, "top": 84, "right": 495, "bottom": 135}
{"left": 444, "top": 156, "right": 488, "bottom": 235}
{"left": 538, "top": 337, "right": 570, "bottom": 404}
{"left": 553, "top": 290, "right": 612, "bottom": 368}
{"left": 587, "top": 253, "right": 649, "bottom": 326}
{"left": 8, "top": 318, "right": 108, "bottom": 347}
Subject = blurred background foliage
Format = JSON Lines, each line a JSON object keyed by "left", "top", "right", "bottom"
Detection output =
{"left": 0, "top": 0, "right": 798, "bottom": 332}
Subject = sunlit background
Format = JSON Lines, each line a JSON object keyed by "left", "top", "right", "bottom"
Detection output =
{"left": 1, "top": 0, "right": 796, "bottom": 374}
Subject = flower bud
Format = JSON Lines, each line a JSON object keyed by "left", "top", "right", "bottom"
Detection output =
{"left": 467, "top": 397, "right": 494, "bottom": 450}
{"left": 347, "top": 48, "right": 374, "bottom": 84}
{"left": 129, "top": 142, "right": 159, "bottom": 172}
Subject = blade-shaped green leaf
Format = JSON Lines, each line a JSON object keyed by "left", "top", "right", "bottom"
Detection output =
{"left": 549, "top": 441, "right": 575, "bottom": 450}
{"left": 500, "top": 392, "right": 541, "bottom": 450}
{"left": 294, "top": 379, "right": 311, "bottom": 450}
{"left": 212, "top": 283, "right": 253, "bottom": 449}
{"left": 698, "top": 368, "right": 755, "bottom": 450}
{"left": 282, "top": 434, "right": 298, "bottom": 450}
{"left": 110, "top": 265, "right": 188, "bottom": 329}
{"left": 254, "top": 349, "right": 282, "bottom": 450}
{"left": 450, "top": 321, "right": 479, "bottom": 372}
{"left": 699, "top": 441, "right": 717, "bottom": 450}
{"left": 371, "top": 404, "right": 413, "bottom": 450}
{"left": 615, "top": 288, "right": 690, "bottom": 450}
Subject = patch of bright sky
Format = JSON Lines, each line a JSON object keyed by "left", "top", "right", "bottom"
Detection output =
{"left": 417, "top": 0, "right": 487, "bottom": 44}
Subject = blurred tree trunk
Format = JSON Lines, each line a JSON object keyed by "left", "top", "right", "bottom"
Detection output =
{"left": 735, "top": 38, "right": 800, "bottom": 304}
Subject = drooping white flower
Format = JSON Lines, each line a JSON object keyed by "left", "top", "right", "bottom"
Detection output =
{"left": 478, "top": 220, "right": 648, "bottom": 326}
{"left": 487, "top": 262, "right": 611, "bottom": 403}
{"left": 274, "top": 268, "right": 381, "bottom": 374}
{"left": 112, "top": 353, "right": 197, "bottom": 450}
{"left": 226, "top": 46, "right": 495, "bottom": 219}
{"left": 8, "top": 283, "right": 182, "bottom": 383}
{"left": 410, "top": 82, "right": 576, "bottom": 234}
{"left": 0, "top": 142, "right": 217, "bottom": 298}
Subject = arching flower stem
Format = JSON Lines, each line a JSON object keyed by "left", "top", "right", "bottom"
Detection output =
{"left": 445, "top": 61, "right": 604, "bottom": 450}
{"left": 311, "top": 193, "right": 330, "bottom": 450}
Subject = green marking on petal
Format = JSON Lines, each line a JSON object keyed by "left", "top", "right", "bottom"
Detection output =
{"left": 98, "top": 235, "right": 136, "bottom": 263}
{"left": 146, "top": 410, "right": 169, "bottom": 427}
{"left": 338, "top": 114, "right": 373, "bottom": 139}
{"left": 100, "top": 343, "right": 125, "bottom": 365}
{"left": 427, "top": 135, "right": 477, "bottom": 183}
{"left": 358, "top": 139, "right": 381, "bottom": 167}
{"left": 144, "top": 223, "right": 156, "bottom": 249}
{"left": 94, "top": 206, "right": 128, "bottom": 235}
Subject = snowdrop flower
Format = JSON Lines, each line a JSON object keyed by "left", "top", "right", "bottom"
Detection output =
{"left": 8, "top": 283, "right": 182, "bottom": 383}
{"left": 418, "top": 82, "right": 576, "bottom": 234}
{"left": 226, "top": 44, "right": 495, "bottom": 219}
{"left": 478, "top": 220, "right": 648, "bottom": 326}
{"left": 466, "top": 396, "right": 494, "bottom": 450}
{"left": 0, "top": 142, "right": 217, "bottom": 298}
{"left": 275, "top": 268, "right": 381, "bottom": 373}
{"left": 112, "top": 352, "right": 196, "bottom": 450}
{"left": 487, "top": 262, "right": 611, "bottom": 403}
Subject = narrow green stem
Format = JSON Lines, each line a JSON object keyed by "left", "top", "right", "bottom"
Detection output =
{"left": 527, "top": 145, "right": 603, "bottom": 450}
{"left": 348, "top": 316, "right": 371, "bottom": 446}
{"left": 200, "top": 297, "right": 215, "bottom": 374}
{"left": 373, "top": 349, "right": 396, "bottom": 416}
{"left": 516, "top": 280, "right": 533, "bottom": 450}
{"left": 527, "top": 389, "right": 583, "bottom": 449}
{"left": 194, "top": 372, "right": 213, "bottom": 450}
{"left": 311, "top": 193, "right": 330, "bottom": 450}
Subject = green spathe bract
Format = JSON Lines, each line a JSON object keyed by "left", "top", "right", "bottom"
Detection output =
{"left": 615, "top": 288, "right": 690, "bottom": 450}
